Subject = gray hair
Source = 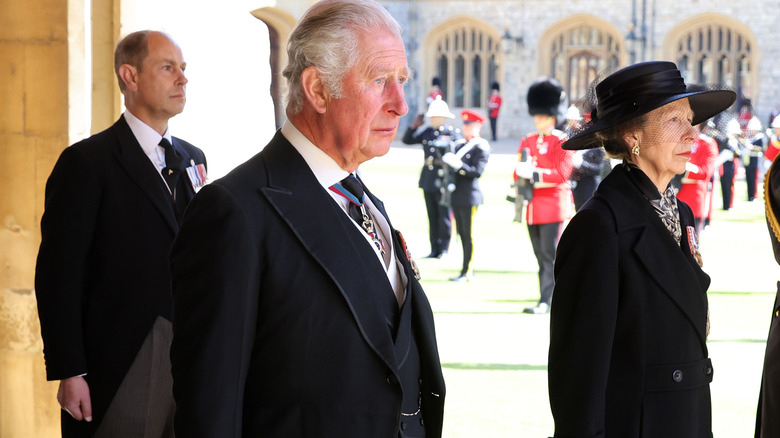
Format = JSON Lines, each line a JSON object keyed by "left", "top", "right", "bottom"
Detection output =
{"left": 282, "top": 0, "right": 403, "bottom": 115}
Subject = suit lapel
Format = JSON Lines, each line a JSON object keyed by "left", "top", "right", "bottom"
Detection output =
{"left": 259, "top": 133, "right": 399, "bottom": 370}
{"left": 111, "top": 117, "right": 179, "bottom": 233}
{"left": 605, "top": 167, "right": 709, "bottom": 349}
{"left": 170, "top": 137, "right": 197, "bottom": 203}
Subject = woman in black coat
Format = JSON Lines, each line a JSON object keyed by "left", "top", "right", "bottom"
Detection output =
{"left": 548, "top": 61, "right": 735, "bottom": 438}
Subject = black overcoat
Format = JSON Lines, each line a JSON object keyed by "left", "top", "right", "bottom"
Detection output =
{"left": 35, "top": 116, "right": 206, "bottom": 436}
{"left": 169, "top": 131, "right": 446, "bottom": 438}
{"left": 549, "top": 164, "right": 713, "bottom": 438}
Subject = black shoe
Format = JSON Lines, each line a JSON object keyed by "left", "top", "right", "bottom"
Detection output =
{"left": 423, "top": 252, "right": 440, "bottom": 259}
{"left": 523, "top": 303, "right": 550, "bottom": 314}
{"left": 449, "top": 271, "right": 474, "bottom": 282}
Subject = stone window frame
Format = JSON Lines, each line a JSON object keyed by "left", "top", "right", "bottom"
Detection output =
{"left": 539, "top": 15, "right": 627, "bottom": 104}
{"left": 424, "top": 16, "right": 502, "bottom": 110}
{"left": 663, "top": 13, "right": 757, "bottom": 106}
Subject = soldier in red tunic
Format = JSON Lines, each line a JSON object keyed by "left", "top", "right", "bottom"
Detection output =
{"left": 677, "top": 127, "right": 719, "bottom": 235}
{"left": 513, "top": 78, "right": 573, "bottom": 314}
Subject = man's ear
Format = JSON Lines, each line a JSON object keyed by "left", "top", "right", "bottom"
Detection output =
{"left": 118, "top": 64, "right": 139, "bottom": 92}
{"left": 301, "top": 66, "right": 329, "bottom": 114}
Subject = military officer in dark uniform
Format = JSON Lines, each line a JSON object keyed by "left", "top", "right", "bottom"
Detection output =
{"left": 757, "top": 152, "right": 780, "bottom": 438}
{"left": 403, "top": 96, "right": 464, "bottom": 258}
{"left": 744, "top": 116, "right": 767, "bottom": 201}
{"left": 441, "top": 109, "right": 491, "bottom": 282}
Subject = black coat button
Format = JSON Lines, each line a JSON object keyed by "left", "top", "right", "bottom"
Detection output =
{"left": 386, "top": 375, "right": 398, "bottom": 385}
{"left": 673, "top": 369, "right": 683, "bottom": 382}
{"left": 704, "top": 364, "right": 713, "bottom": 376}
{"left": 400, "top": 422, "right": 407, "bottom": 430}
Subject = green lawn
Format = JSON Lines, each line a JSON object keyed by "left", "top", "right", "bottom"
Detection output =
{"left": 361, "top": 144, "right": 776, "bottom": 437}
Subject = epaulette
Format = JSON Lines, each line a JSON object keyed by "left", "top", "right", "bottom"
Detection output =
{"left": 474, "top": 137, "right": 490, "bottom": 151}
{"left": 766, "top": 159, "right": 780, "bottom": 244}
{"left": 551, "top": 129, "right": 567, "bottom": 140}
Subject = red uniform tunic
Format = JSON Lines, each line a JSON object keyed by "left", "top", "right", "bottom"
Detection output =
{"left": 678, "top": 134, "right": 718, "bottom": 219}
{"left": 514, "top": 130, "right": 574, "bottom": 225}
{"left": 488, "top": 94, "right": 502, "bottom": 118}
{"left": 765, "top": 136, "right": 780, "bottom": 163}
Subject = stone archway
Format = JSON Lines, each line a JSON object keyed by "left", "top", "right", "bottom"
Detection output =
{"left": 423, "top": 16, "right": 504, "bottom": 112}
{"left": 251, "top": 7, "right": 296, "bottom": 129}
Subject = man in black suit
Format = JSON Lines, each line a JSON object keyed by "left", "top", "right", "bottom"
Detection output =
{"left": 168, "top": 1, "right": 445, "bottom": 437}
{"left": 35, "top": 30, "right": 206, "bottom": 437}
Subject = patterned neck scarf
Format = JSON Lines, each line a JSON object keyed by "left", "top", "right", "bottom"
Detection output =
{"left": 649, "top": 185, "right": 682, "bottom": 243}
{"left": 623, "top": 162, "right": 682, "bottom": 243}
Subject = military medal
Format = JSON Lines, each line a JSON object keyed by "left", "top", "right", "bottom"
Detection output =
{"left": 357, "top": 204, "right": 385, "bottom": 255}
{"left": 686, "top": 225, "right": 703, "bottom": 267}
{"left": 396, "top": 230, "right": 421, "bottom": 280}
{"left": 185, "top": 159, "right": 208, "bottom": 192}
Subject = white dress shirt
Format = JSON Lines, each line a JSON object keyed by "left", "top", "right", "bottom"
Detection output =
{"left": 281, "top": 121, "right": 407, "bottom": 305}
{"left": 124, "top": 110, "right": 174, "bottom": 193}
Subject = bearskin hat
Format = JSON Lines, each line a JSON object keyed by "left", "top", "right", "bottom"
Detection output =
{"left": 527, "top": 77, "right": 567, "bottom": 119}
{"left": 432, "top": 77, "right": 441, "bottom": 87}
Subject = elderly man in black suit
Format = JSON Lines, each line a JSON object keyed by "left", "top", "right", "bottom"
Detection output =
{"left": 168, "top": 1, "right": 445, "bottom": 437}
{"left": 35, "top": 30, "right": 206, "bottom": 437}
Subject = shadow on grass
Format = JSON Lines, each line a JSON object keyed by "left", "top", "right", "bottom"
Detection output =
{"left": 443, "top": 362, "right": 547, "bottom": 371}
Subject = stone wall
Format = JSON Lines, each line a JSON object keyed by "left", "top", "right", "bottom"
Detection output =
{"left": 386, "top": 0, "right": 780, "bottom": 139}
{"left": 0, "top": 0, "right": 72, "bottom": 435}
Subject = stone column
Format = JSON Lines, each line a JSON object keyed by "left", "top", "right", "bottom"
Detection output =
{"left": 0, "top": 0, "right": 83, "bottom": 435}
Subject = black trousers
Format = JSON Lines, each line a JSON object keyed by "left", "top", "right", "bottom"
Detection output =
{"left": 423, "top": 190, "right": 451, "bottom": 255}
{"left": 721, "top": 160, "right": 736, "bottom": 210}
{"left": 489, "top": 117, "right": 498, "bottom": 141}
{"left": 527, "top": 222, "right": 562, "bottom": 306}
{"left": 453, "top": 206, "right": 476, "bottom": 274}
{"left": 746, "top": 156, "right": 760, "bottom": 201}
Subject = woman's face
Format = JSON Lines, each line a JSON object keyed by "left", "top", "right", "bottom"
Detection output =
{"left": 627, "top": 98, "right": 697, "bottom": 190}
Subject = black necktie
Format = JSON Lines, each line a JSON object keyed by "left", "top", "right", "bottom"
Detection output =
{"left": 340, "top": 174, "right": 368, "bottom": 226}
{"left": 159, "top": 138, "right": 183, "bottom": 195}
{"left": 332, "top": 174, "right": 385, "bottom": 255}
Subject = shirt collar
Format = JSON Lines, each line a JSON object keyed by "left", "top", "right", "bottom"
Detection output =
{"left": 124, "top": 110, "right": 172, "bottom": 154}
{"left": 281, "top": 120, "right": 351, "bottom": 188}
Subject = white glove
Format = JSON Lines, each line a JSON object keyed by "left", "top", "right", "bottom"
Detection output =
{"left": 442, "top": 152, "right": 463, "bottom": 170}
{"left": 684, "top": 161, "right": 699, "bottom": 174}
{"left": 515, "top": 161, "right": 534, "bottom": 179}
{"left": 572, "top": 150, "right": 584, "bottom": 168}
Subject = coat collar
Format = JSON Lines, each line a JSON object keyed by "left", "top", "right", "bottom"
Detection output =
{"left": 257, "top": 132, "right": 403, "bottom": 370}
{"left": 111, "top": 116, "right": 180, "bottom": 233}
{"left": 596, "top": 165, "right": 710, "bottom": 350}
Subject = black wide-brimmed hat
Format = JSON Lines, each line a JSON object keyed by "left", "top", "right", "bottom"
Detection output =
{"left": 562, "top": 61, "right": 736, "bottom": 150}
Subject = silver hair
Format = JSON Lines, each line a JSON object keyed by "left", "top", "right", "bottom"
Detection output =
{"left": 282, "top": 0, "right": 403, "bottom": 115}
